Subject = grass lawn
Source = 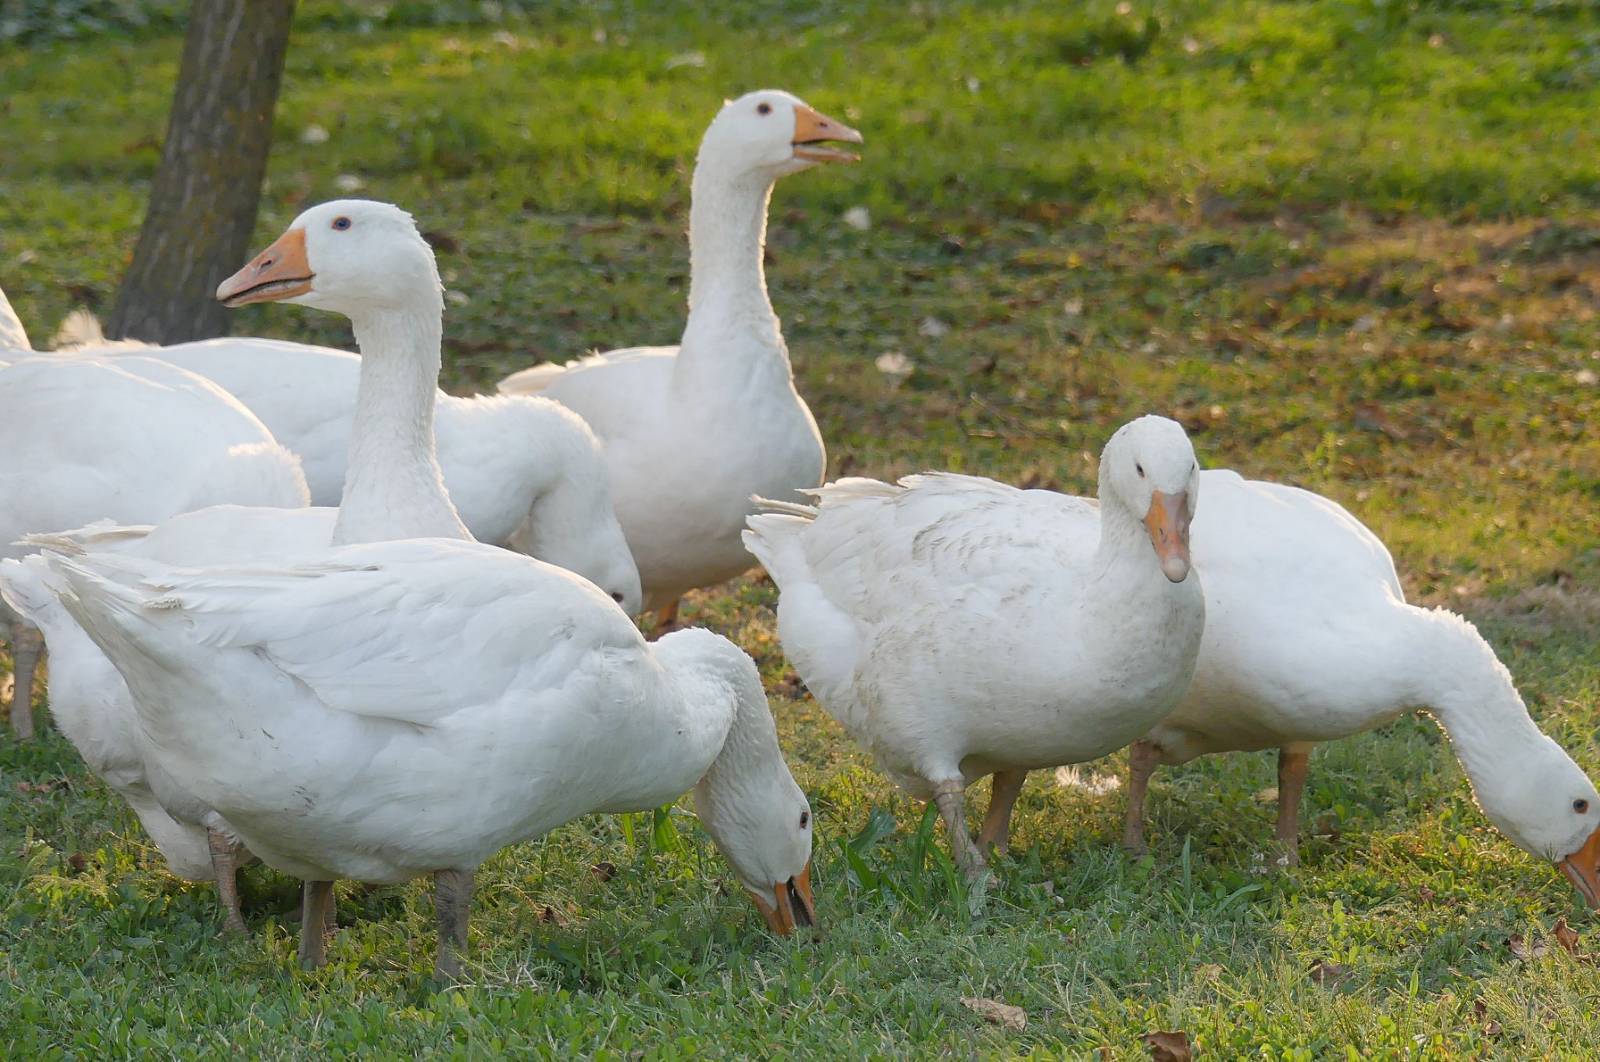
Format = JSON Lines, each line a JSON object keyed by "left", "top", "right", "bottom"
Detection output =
{"left": 4, "top": 0, "right": 1600, "bottom": 1054}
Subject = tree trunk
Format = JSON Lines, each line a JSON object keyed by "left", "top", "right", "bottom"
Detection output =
{"left": 106, "top": 0, "right": 297, "bottom": 343}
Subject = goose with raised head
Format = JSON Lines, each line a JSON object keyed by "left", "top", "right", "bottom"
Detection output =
{"left": 0, "top": 353, "right": 309, "bottom": 743}
{"left": 2, "top": 199, "right": 476, "bottom": 934}
{"left": 36, "top": 535, "right": 816, "bottom": 979}
{"left": 1089, "top": 470, "right": 1600, "bottom": 906}
{"left": 499, "top": 89, "right": 861, "bottom": 626}
{"left": 744, "top": 416, "right": 1205, "bottom": 878}
{"left": 55, "top": 320, "right": 641, "bottom": 612}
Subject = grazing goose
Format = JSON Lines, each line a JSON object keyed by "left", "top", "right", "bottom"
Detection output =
{"left": 8, "top": 199, "right": 816, "bottom": 975}
{"left": 54, "top": 319, "right": 641, "bottom": 613}
{"left": 38, "top": 537, "right": 816, "bottom": 977}
{"left": 744, "top": 416, "right": 1205, "bottom": 877}
{"left": 2, "top": 198, "right": 474, "bottom": 933}
{"left": 499, "top": 90, "right": 862, "bottom": 626}
{"left": 1104, "top": 471, "right": 1600, "bottom": 904}
{"left": 0, "top": 355, "right": 309, "bottom": 742}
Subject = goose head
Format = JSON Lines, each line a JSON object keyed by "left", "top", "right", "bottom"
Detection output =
{"left": 1475, "top": 738, "right": 1600, "bottom": 907}
{"left": 674, "top": 631, "right": 818, "bottom": 935}
{"left": 216, "top": 200, "right": 441, "bottom": 314}
{"left": 1099, "top": 415, "right": 1200, "bottom": 582}
{"left": 698, "top": 89, "right": 862, "bottom": 181}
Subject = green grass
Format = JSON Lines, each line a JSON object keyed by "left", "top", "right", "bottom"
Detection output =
{"left": 4, "top": 0, "right": 1600, "bottom": 1055}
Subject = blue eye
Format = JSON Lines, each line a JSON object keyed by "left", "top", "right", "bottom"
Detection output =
{"left": 332, "top": 216, "right": 352, "bottom": 231}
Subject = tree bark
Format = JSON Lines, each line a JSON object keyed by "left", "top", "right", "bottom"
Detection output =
{"left": 106, "top": 1, "right": 296, "bottom": 343}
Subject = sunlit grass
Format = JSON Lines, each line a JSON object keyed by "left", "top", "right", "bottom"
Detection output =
{"left": 3, "top": 0, "right": 1600, "bottom": 1055}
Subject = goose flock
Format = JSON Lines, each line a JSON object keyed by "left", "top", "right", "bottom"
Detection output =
{"left": 1, "top": 89, "right": 1596, "bottom": 980}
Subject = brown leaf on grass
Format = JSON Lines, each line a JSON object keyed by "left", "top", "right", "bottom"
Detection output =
{"left": 1553, "top": 917, "right": 1581, "bottom": 956}
{"left": 539, "top": 904, "right": 559, "bottom": 924}
{"left": 16, "top": 778, "right": 68, "bottom": 795}
{"left": 66, "top": 852, "right": 87, "bottom": 874}
{"left": 1194, "top": 963, "right": 1224, "bottom": 982}
{"left": 1253, "top": 786, "right": 1279, "bottom": 804}
{"left": 1142, "top": 1030, "right": 1192, "bottom": 1061}
{"left": 1484, "top": 1020, "right": 1502, "bottom": 1038}
{"left": 1507, "top": 932, "right": 1548, "bottom": 961}
{"left": 1312, "top": 813, "right": 1341, "bottom": 840}
{"left": 961, "top": 996, "right": 1026, "bottom": 1031}
{"left": 590, "top": 861, "right": 617, "bottom": 882}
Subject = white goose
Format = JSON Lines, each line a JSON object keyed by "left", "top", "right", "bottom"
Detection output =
{"left": 744, "top": 416, "right": 1205, "bottom": 877}
{"left": 2, "top": 199, "right": 476, "bottom": 932}
{"left": 11, "top": 200, "right": 817, "bottom": 976}
{"left": 55, "top": 323, "right": 641, "bottom": 613}
{"left": 1090, "top": 470, "right": 1600, "bottom": 905}
{"left": 499, "top": 89, "right": 861, "bottom": 626}
{"left": 0, "top": 354, "right": 309, "bottom": 741}
{"left": 38, "top": 537, "right": 816, "bottom": 978}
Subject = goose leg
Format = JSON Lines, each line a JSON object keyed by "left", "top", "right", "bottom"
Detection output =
{"left": 1274, "top": 744, "right": 1312, "bottom": 867}
{"left": 1122, "top": 740, "right": 1160, "bottom": 856}
{"left": 9, "top": 619, "right": 43, "bottom": 740}
{"left": 207, "top": 828, "right": 248, "bottom": 935}
{"left": 298, "top": 879, "right": 335, "bottom": 970}
{"left": 652, "top": 599, "right": 681, "bottom": 634}
{"left": 977, "top": 769, "right": 1028, "bottom": 856}
{"left": 932, "top": 780, "right": 986, "bottom": 880}
{"left": 434, "top": 868, "right": 474, "bottom": 980}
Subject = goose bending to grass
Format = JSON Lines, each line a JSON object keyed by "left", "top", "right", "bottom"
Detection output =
{"left": 36, "top": 536, "right": 816, "bottom": 977}
{"left": 2, "top": 199, "right": 478, "bottom": 935}
{"left": 499, "top": 90, "right": 862, "bottom": 627}
{"left": 54, "top": 320, "right": 641, "bottom": 613}
{"left": 744, "top": 416, "right": 1205, "bottom": 878}
{"left": 0, "top": 355, "right": 309, "bottom": 742}
{"left": 978, "top": 470, "right": 1600, "bottom": 907}
{"left": 1123, "top": 472, "right": 1600, "bottom": 898}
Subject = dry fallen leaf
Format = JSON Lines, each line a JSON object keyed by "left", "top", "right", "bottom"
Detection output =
{"left": 1253, "top": 786, "right": 1279, "bottom": 804}
{"left": 1554, "top": 917, "right": 1581, "bottom": 956}
{"left": 590, "top": 861, "right": 617, "bottom": 882}
{"left": 539, "top": 904, "right": 559, "bottom": 924}
{"left": 66, "top": 852, "right": 87, "bottom": 874}
{"left": 1194, "top": 963, "right": 1224, "bottom": 982}
{"left": 1507, "top": 932, "right": 1548, "bottom": 961}
{"left": 1142, "top": 1029, "right": 1192, "bottom": 1061}
{"left": 1312, "top": 813, "right": 1341, "bottom": 840}
{"left": 961, "top": 996, "right": 1026, "bottom": 1031}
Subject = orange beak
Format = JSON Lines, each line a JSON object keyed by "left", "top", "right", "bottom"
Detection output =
{"left": 1143, "top": 489, "right": 1193, "bottom": 583}
{"left": 792, "top": 105, "right": 863, "bottom": 163}
{"left": 217, "top": 228, "right": 314, "bottom": 307}
{"left": 754, "top": 863, "right": 817, "bottom": 935}
{"left": 1560, "top": 825, "right": 1600, "bottom": 908}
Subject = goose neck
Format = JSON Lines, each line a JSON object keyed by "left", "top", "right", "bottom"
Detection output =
{"left": 334, "top": 301, "right": 468, "bottom": 545}
{"left": 677, "top": 166, "right": 784, "bottom": 389}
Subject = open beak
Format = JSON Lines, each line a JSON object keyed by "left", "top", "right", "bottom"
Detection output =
{"left": 1143, "top": 489, "right": 1193, "bottom": 583}
{"left": 1560, "top": 826, "right": 1600, "bottom": 908}
{"left": 217, "top": 228, "right": 314, "bottom": 307}
{"left": 755, "top": 863, "right": 816, "bottom": 935}
{"left": 792, "top": 105, "right": 863, "bottom": 164}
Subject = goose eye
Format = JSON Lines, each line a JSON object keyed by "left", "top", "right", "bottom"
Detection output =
{"left": 756, "top": 102, "right": 772, "bottom": 116}
{"left": 799, "top": 811, "right": 809, "bottom": 829}
{"left": 1576, "top": 799, "right": 1590, "bottom": 814}
{"left": 332, "top": 216, "right": 352, "bottom": 231}
{"left": 1135, "top": 463, "right": 1145, "bottom": 478}
{"left": 611, "top": 591, "right": 625, "bottom": 604}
